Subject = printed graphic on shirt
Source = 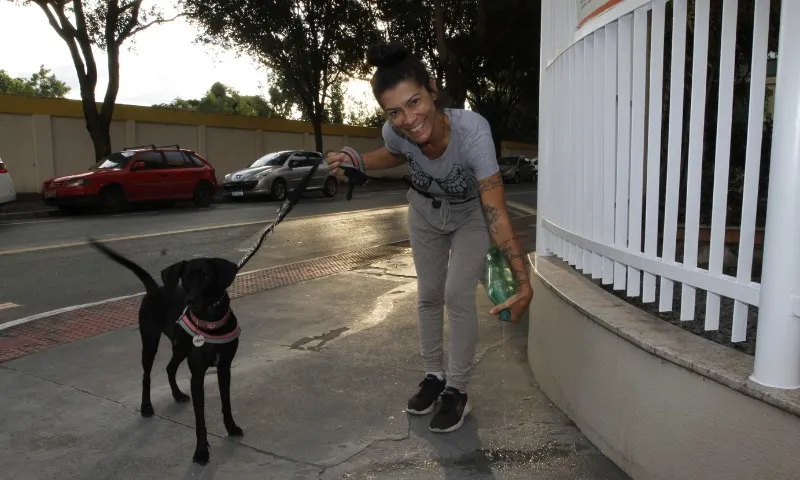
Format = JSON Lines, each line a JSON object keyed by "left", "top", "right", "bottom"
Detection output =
{"left": 407, "top": 153, "right": 477, "bottom": 200}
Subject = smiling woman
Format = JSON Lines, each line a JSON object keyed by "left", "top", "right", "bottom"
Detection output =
{"left": 323, "top": 43, "right": 533, "bottom": 435}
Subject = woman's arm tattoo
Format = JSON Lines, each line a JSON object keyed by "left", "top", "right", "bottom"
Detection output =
{"left": 478, "top": 174, "right": 503, "bottom": 192}
{"left": 482, "top": 203, "right": 501, "bottom": 234}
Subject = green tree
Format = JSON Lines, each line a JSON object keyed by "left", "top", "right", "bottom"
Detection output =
{"left": 376, "top": 0, "right": 483, "bottom": 109}
{"left": 15, "top": 0, "right": 182, "bottom": 160}
{"left": 153, "top": 81, "right": 297, "bottom": 119}
{"left": 466, "top": 0, "right": 540, "bottom": 152}
{"left": 0, "top": 65, "right": 71, "bottom": 97}
{"left": 183, "top": 0, "right": 382, "bottom": 153}
{"left": 345, "top": 95, "right": 385, "bottom": 128}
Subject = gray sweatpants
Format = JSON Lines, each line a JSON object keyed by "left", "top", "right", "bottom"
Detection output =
{"left": 406, "top": 191, "right": 491, "bottom": 392}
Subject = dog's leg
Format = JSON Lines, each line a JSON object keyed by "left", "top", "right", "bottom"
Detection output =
{"left": 217, "top": 362, "right": 243, "bottom": 437}
{"left": 140, "top": 333, "right": 160, "bottom": 418}
{"left": 166, "top": 344, "right": 190, "bottom": 403}
{"left": 189, "top": 362, "right": 211, "bottom": 465}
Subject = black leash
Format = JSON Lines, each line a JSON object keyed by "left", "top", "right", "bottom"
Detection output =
{"left": 338, "top": 163, "right": 476, "bottom": 209}
{"left": 236, "top": 160, "right": 320, "bottom": 271}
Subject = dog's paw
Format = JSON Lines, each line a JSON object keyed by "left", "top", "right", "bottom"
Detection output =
{"left": 173, "top": 391, "right": 190, "bottom": 403}
{"left": 226, "top": 424, "right": 244, "bottom": 437}
{"left": 192, "top": 445, "right": 210, "bottom": 466}
{"left": 140, "top": 404, "right": 155, "bottom": 418}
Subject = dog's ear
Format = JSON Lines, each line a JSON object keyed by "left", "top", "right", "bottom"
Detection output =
{"left": 161, "top": 261, "right": 186, "bottom": 289}
{"left": 212, "top": 258, "right": 239, "bottom": 290}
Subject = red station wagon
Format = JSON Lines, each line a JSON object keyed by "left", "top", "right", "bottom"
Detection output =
{"left": 41, "top": 145, "right": 218, "bottom": 213}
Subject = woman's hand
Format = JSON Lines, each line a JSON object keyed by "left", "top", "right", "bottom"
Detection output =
{"left": 489, "top": 281, "right": 533, "bottom": 323}
{"left": 323, "top": 151, "right": 354, "bottom": 174}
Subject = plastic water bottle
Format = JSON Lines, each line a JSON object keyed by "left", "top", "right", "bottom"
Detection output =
{"left": 484, "top": 246, "right": 518, "bottom": 322}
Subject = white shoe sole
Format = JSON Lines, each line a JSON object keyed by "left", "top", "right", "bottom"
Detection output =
{"left": 406, "top": 399, "right": 437, "bottom": 415}
{"left": 429, "top": 401, "right": 472, "bottom": 433}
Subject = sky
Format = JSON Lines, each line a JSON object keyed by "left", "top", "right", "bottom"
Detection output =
{"left": 0, "top": 2, "right": 376, "bottom": 113}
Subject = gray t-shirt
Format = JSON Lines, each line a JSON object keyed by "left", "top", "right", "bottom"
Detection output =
{"left": 382, "top": 108, "right": 499, "bottom": 203}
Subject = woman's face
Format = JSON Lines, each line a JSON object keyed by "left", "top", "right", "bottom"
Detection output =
{"left": 377, "top": 79, "right": 440, "bottom": 146}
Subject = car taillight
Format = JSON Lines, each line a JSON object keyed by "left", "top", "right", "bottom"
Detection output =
{"left": 0, "top": 161, "right": 7, "bottom": 174}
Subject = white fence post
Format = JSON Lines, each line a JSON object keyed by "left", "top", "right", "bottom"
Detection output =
{"left": 750, "top": 0, "right": 800, "bottom": 389}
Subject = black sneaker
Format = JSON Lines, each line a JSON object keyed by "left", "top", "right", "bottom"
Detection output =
{"left": 429, "top": 387, "right": 471, "bottom": 433}
{"left": 406, "top": 374, "right": 446, "bottom": 415}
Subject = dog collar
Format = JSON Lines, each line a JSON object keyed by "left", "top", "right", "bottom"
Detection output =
{"left": 177, "top": 309, "right": 240, "bottom": 345}
{"left": 185, "top": 308, "right": 231, "bottom": 330}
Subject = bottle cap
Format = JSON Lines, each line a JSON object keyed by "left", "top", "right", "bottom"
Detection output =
{"left": 499, "top": 309, "right": 511, "bottom": 322}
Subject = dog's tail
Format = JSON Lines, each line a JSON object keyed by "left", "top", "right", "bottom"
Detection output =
{"left": 87, "top": 237, "right": 159, "bottom": 293}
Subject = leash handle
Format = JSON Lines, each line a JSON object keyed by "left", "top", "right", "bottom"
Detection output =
{"left": 338, "top": 163, "right": 369, "bottom": 200}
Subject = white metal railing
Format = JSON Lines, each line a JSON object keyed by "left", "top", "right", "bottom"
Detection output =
{"left": 536, "top": 0, "right": 800, "bottom": 388}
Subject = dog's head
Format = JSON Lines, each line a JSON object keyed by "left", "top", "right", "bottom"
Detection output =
{"left": 161, "top": 258, "right": 238, "bottom": 311}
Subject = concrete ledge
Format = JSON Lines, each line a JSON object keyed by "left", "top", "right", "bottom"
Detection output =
{"left": 526, "top": 252, "right": 800, "bottom": 480}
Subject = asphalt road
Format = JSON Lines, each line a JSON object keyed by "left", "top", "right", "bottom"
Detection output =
{"left": 0, "top": 183, "right": 537, "bottom": 325}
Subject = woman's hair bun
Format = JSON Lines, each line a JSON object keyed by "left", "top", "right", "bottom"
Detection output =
{"left": 366, "top": 43, "right": 410, "bottom": 69}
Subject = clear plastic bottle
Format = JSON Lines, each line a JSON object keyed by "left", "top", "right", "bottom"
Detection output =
{"left": 484, "top": 246, "right": 518, "bottom": 322}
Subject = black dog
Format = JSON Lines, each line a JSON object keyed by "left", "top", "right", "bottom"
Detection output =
{"left": 88, "top": 238, "right": 243, "bottom": 465}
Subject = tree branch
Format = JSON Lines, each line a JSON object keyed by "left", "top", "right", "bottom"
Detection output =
{"left": 127, "top": 13, "right": 187, "bottom": 38}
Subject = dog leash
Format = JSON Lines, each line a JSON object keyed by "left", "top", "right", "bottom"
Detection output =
{"left": 236, "top": 160, "right": 320, "bottom": 271}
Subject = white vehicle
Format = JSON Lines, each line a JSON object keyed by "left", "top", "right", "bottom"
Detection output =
{"left": 0, "top": 157, "right": 16, "bottom": 205}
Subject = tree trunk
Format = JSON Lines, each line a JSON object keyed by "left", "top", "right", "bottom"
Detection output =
{"left": 432, "top": 0, "right": 467, "bottom": 109}
{"left": 89, "top": 115, "right": 113, "bottom": 162}
{"left": 311, "top": 114, "right": 324, "bottom": 153}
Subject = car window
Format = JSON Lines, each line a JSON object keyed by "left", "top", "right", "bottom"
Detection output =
{"left": 186, "top": 153, "right": 205, "bottom": 167}
{"left": 290, "top": 153, "right": 313, "bottom": 168}
{"left": 90, "top": 151, "right": 134, "bottom": 170}
{"left": 135, "top": 151, "right": 165, "bottom": 170}
{"left": 251, "top": 151, "right": 292, "bottom": 168}
{"left": 164, "top": 151, "right": 197, "bottom": 168}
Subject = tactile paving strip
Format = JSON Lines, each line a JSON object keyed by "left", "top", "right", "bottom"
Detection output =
{"left": 0, "top": 242, "right": 411, "bottom": 364}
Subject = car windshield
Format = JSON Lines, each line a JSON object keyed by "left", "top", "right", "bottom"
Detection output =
{"left": 497, "top": 157, "right": 519, "bottom": 166}
{"left": 90, "top": 152, "right": 134, "bottom": 170}
{"left": 250, "top": 151, "right": 292, "bottom": 168}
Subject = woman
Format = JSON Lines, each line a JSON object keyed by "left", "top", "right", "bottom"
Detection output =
{"left": 325, "top": 43, "right": 533, "bottom": 433}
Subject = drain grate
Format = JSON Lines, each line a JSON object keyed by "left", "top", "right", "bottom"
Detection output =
{"left": 0, "top": 243, "right": 411, "bottom": 364}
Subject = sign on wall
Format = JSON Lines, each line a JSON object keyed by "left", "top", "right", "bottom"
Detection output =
{"left": 578, "top": 0, "right": 621, "bottom": 27}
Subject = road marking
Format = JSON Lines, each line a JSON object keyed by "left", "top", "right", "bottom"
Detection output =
{"left": 0, "top": 218, "right": 67, "bottom": 226}
{"left": 0, "top": 209, "right": 56, "bottom": 217}
{"left": 0, "top": 205, "right": 410, "bottom": 256}
{"left": 0, "top": 302, "right": 19, "bottom": 311}
{"left": 505, "top": 190, "right": 537, "bottom": 197}
{"left": 506, "top": 201, "right": 537, "bottom": 216}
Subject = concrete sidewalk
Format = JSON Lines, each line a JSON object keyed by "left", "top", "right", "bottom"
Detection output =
{"left": 0, "top": 251, "right": 628, "bottom": 479}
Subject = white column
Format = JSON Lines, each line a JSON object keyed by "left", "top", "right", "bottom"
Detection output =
{"left": 750, "top": 0, "right": 800, "bottom": 389}
{"left": 30, "top": 114, "right": 54, "bottom": 189}
{"left": 197, "top": 125, "right": 207, "bottom": 155}
{"left": 125, "top": 120, "right": 136, "bottom": 147}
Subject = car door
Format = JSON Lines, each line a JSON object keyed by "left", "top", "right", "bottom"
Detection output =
{"left": 520, "top": 157, "right": 534, "bottom": 180}
{"left": 286, "top": 152, "right": 312, "bottom": 190}
{"left": 127, "top": 151, "right": 167, "bottom": 200}
{"left": 163, "top": 151, "right": 201, "bottom": 198}
{"left": 307, "top": 152, "right": 327, "bottom": 188}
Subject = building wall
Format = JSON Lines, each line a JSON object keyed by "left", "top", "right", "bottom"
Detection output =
{"left": 0, "top": 93, "right": 537, "bottom": 192}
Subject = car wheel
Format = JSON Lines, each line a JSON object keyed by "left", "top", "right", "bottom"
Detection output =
{"left": 99, "top": 185, "right": 126, "bottom": 214}
{"left": 271, "top": 179, "right": 287, "bottom": 201}
{"left": 323, "top": 177, "right": 338, "bottom": 197}
{"left": 193, "top": 181, "right": 214, "bottom": 208}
